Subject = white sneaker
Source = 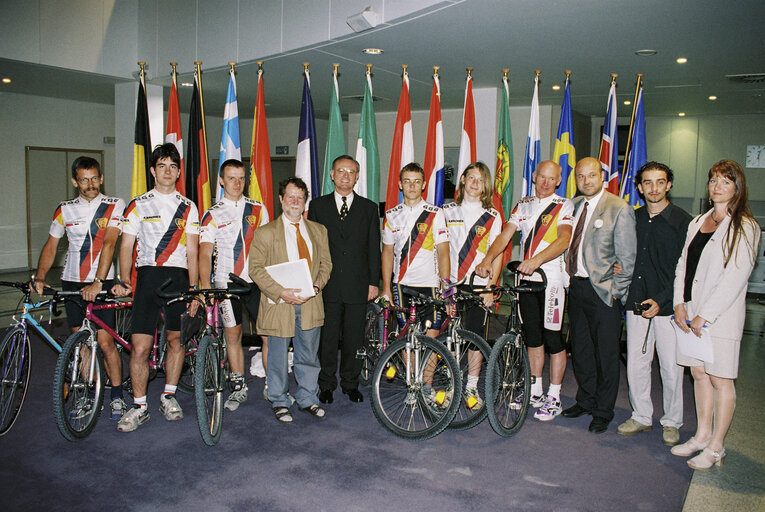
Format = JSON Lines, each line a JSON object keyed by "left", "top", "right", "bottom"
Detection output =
{"left": 117, "top": 406, "right": 150, "bottom": 432}
{"left": 464, "top": 387, "right": 484, "bottom": 410}
{"left": 159, "top": 394, "right": 183, "bottom": 421}
{"left": 534, "top": 395, "right": 562, "bottom": 421}
{"left": 224, "top": 385, "right": 249, "bottom": 411}
{"left": 529, "top": 393, "right": 546, "bottom": 408}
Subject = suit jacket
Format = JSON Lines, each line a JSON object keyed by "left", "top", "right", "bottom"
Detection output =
{"left": 571, "top": 190, "right": 637, "bottom": 306}
{"left": 673, "top": 211, "right": 760, "bottom": 340}
{"left": 307, "top": 193, "right": 381, "bottom": 304}
{"left": 248, "top": 215, "right": 333, "bottom": 337}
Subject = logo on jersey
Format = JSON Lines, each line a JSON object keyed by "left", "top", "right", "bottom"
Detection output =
{"left": 541, "top": 214, "right": 553, "bottom": 226}
{"left": 417, "top": 223, "right": 428, "bottom": 234}
{"left": 246, "top": 215, "right": 259, "bottom": 226}
{"left": 175, "top": 218, "right": 186, "bottom": 229}
{"left": 475, "top": 226, "right": 486, "bottom": 236}
{"left": 96, "top": 217, "right": 109, "bottom": 229}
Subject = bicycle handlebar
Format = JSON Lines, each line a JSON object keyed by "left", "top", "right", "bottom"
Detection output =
{"left": 470, "top": 260, "right": 548, "bottom": 296}
{"left": 156, "top": 273, "right": 251, "bottom": 301}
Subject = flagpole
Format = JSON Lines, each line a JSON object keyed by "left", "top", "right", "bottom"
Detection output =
{"left": 194, "top": 61, "right": 209, "bottom": 182}
{"left": 170, "top": 61, "right": 177, "bottom": 86}
{"left": 621, "top": 73, "right": 643, "bottom": 187}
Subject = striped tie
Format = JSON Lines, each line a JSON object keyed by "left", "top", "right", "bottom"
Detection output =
{"left": 566, "top": 201, "right": 588, "bottom": 277}
{"left": 292, "top": 222, "right": 312, "bottom": 269}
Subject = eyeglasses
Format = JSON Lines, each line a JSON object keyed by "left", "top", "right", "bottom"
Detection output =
{"left": 333, "top": 168, "right": 358, "bottom": 176}
{"left": 76, "top": 176, "right": 101, "bottom": 184}
{"left": 401, "top": 179, "right": 423, "bottom": 185}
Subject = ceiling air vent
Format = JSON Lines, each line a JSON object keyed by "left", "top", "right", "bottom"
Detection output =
{"left": 725, "top": 73, "right": 765, "bottom": 83}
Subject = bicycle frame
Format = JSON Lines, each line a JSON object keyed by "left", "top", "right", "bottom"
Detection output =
{"left": 12, "top": 299, "right": 66, "bottom": 353}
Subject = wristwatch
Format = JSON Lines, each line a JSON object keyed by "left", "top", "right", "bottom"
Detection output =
{"left": 93, "top": 277, "right": 103, "bottom": 284}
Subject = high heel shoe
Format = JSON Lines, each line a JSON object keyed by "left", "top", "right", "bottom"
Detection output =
{"left": 687, "top": 447, "right": 725, "bottom": 469}
{"left": 670, "top": 436, "right": 709, "bottom": 457}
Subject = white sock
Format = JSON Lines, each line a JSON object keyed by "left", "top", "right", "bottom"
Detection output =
{"left": 134, "top": 396, "right": 147, "bottom": 410}
{"left": 547, "top": 384, "right": 561, "bottom": 400}
{"left": 531, "top": 377, "right": 543, "bottom": 397}
{"left": 163, "top": 384, "right": 177, "bottom": 396}
{"left": 466, "top": 375, "right": 479, "bottom": 389}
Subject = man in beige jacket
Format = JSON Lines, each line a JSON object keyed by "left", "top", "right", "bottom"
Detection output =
{"left": 249, "top": 177, "right": 332, "bottom": 423}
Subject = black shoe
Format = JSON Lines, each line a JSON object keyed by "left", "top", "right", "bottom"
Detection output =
{"left": 343, "top": 389, "right": 363, "bottom": 403}
{"left": 589, "top": 417, "right": 609, "bottom": 434}
{"left": 318, "top": 389, "right": 334, "bottom": 404}
{"left": 562, "top": 403, "right": 590, "bottom": 418}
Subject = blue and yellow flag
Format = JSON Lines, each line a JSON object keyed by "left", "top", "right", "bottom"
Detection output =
{"left": 621, "top": 87, "right": 646, "bottom": 208}
{"left": 553, "top": 77, "right": 576, "bottom": 198}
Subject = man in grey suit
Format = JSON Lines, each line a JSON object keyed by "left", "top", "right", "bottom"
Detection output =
{"left": 561, "top": 157, "right": 637, "bottom": 434}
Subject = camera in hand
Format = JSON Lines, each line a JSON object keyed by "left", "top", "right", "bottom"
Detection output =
{"left": 634, "top": 301, "right": 651, "bottom": 314}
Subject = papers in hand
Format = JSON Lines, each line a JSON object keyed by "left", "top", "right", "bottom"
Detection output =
{"left": 671, "top": 317, "right": 714, "bottom": 363}
{"left": 264, "top": 259, "right": 315, "bottom": 299}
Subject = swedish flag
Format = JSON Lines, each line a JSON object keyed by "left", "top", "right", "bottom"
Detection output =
{"left": 553, "top": 78, "right": 576, "bottom": 198}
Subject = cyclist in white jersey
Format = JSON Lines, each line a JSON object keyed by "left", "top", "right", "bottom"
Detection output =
{"left": 476, "top": 160, "right": 574, "bottom": 421}
{"left": 382, "top": 162, "right": 450, "bottom": 338}
{"left": 442, "top": 162, "right": 502, "bottom": 408}
{"left": 200, "top": 159, "right": 269, "bottom": 411}
{"left": 112, "top": 144, "right": 200, "bottom": 432}
{"left": 33, "top": 156, "right": 126, "bottom": 419}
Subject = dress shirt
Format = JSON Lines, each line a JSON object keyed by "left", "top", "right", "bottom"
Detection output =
{"left": 626, "top": 203, "right": 691, "bottom": 315}
{"left": 281, "top": 215, "right": 313, "bottom": 264}
{"left": 334, "top": 191, "right": 354, "bottom": 214}
{"left": 572, "top": 188, "right": 605, "bottom": 278}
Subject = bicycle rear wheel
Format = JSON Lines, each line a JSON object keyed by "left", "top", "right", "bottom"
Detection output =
{"left": 370, "top": 335, "right": 461, "bottom": 441}
{"left": 53, "top": 330, "right": 105, "bottom": 441}
{"left": 359, "top": 302, "right": 383, "bottom": 387}
{"left": 440, "top": 329, "right": 490, "bottom": 431}
{"left": 486, "top": 332, "right": 530, "bottom": 437}
{"left": 0, "top": 327, "right": 31, "bottom": 436}
{"left": 195, "top": 335, "right": 223, "bottom": 446}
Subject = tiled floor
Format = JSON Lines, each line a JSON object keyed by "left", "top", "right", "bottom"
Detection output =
{"left": 2, "top": 269, "right": 763, "bottom": 511}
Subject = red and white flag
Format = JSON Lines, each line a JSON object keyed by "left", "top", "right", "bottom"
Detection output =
{"left": 455, "top": 72, "right": 476, "bottom": 194}
{"left": 165, "top": 73, "right": 185, "bottom": 195}
{"left": 385, "top": 70, "right": 414, "bottom": 209}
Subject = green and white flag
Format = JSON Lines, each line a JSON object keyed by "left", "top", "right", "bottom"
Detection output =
{"left": 322, "top": 68, "right": 346, "bottom": 195}
{"left": 354, "top": 69, "right": 380, "bottom": 202}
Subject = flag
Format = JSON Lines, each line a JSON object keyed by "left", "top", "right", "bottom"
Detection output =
{"left": 186, "top": 70, "right": 212, "bottom": 214}
{"left": 249, "top": 67, "right": 274, "bottom": 218}
{"left": 131, "top": 73, "right": 152, "bottom": 198}
{"left": 295, "top": 68, "right": 319, "bottom": 208}
{"left": 600, "top": 81, "right": 620, "bottom": 195}
{"left": 322, "top": 69, "right": 346, "bottom": 195}
{"left": 522, "top": 74, "right": 541, "bottom": 198}
{"left": 553, "top": 77, "right": 576, "bottom": 198}
{"left": 621, "top": 86, "right": 646, "bottom": 208}
{"left": 165, "top": 72, "right": 185, "bottom": 195}
{"left": 354, "top": 70, "right": 380, "bottom": 202}
{"left": 492, "top": 74, "right": 513, "bottom": 220}
{"left": 218, "top": 68, "right": 241, "bottom": 201}
{"left": 423, "top": 74, "right": 445, "bottom": 207}
{"left": 455, "top": 72, "right": 476, "bottom": 194}
{"left": 386, "top": 70, "right": 414, "bottom": 209}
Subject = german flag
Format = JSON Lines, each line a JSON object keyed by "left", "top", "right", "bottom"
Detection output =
{"left": 131, "top": 73, "right": 153, "bottom": 198}
{"left": 186, "top": 70, "right": 212, "bottom": 214}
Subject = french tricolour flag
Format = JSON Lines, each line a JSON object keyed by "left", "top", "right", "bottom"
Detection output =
{"left": 423, "top": 75, "right": 444, "bottom": 206}
{"left": 295, "top": 68, "right": 319, "bottom": 208}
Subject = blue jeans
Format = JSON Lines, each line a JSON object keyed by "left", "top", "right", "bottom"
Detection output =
{"left": 265, "top": 305, "right": 321, "bottom": 408}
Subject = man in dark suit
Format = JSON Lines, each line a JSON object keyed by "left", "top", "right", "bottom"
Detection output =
{"left": 562, "top": 157, "right": 636, "bottom": 434}
{"left": 308, "top": 155, "right": 381, "bottom": 403}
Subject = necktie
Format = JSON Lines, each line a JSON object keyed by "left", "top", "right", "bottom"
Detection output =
{"left": 339, "top": 196, "right": 348, "bottom": 220}
{"left": 566, "top": 201, "right": 588, "bottom": 277}
{"left": 291, "top": 222, "right": 312, "bottom": 269}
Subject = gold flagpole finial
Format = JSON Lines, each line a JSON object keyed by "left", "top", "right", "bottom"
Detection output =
{"left": 365, "top": 64, "right": 373, "bottom": 75}
{"left": 401, "top": 64, "right": 408, "bottom": 76}
{"left": 433, "top": 65, "right": 440, "bottom": 77}
{"left": 257, "top": 61, "right": 264, "bottom": 71}
{"left": 565, "top": 70, "right": 572, "bottom": 79}
{"left": 535, "top": 69, "right": 542, "bottom": 79}
{"left": 137, "top": 61, "right": 146, "bottom": 80}
{"left": 228, "top": 61, "right": 236, "bottom": 74}
{"left": 332, "top": 63, "right": 340, "bottom": 76}
{"left": 610, "top": 73, "right": 618, "bottom": 84}
{"left": 169, "top": 62, "right": 177, "bottom": 82}
{"left": 466, "top": 67, "right": 473, "bottom": 79}
{"left": 502, "top": 68, "right": 510, "bottom": 80}
{"left": 302, "top": 62, "right": 310, "bottom": 73}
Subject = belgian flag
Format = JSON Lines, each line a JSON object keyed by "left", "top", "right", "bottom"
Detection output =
{"left": 131, "top": 74, "right": 153, "bottom": 198}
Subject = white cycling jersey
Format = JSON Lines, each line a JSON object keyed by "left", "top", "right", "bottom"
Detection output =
{"left": 122, "top": 190, "right": 199, "bottom": 268}
{"left": 442, "top": 200, "right": 501, "bottom": 286}
{"left": 48, "top": 194, "right": 124, "bottom": 282}
{"left": 200, "top": 196, "right": 269, "bottom": 284}
{"left": 382, "top": 199, "right": 448, "bottom": 287}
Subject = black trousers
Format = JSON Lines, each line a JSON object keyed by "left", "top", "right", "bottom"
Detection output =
{"left": 568, "top": 277, "right": 622, "bottom": 422}
{"left": 318, "top": 300, "right": 365, "bottom": 392}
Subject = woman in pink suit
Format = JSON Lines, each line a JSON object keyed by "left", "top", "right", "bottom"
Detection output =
{"left": 672, "top": 160, "right": 761, "bottom": 469}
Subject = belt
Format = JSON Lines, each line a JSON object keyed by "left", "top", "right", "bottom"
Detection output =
{"left": 572, "top": 276, "right": 589, "bottom": 281}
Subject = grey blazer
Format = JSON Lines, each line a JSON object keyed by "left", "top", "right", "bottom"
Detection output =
{"left": 571, "top": 191, "right": 637, "bottom": 306}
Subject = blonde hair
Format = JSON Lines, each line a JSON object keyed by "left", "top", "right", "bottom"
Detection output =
{"left": 455, "top": 162, "right": 493, "bottom": 209}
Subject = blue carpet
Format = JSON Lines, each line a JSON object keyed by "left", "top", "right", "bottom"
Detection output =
{"left": 0, "top": 321, "right": 694, "bottom": 512}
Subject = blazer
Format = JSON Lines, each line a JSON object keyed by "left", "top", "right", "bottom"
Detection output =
{"left": 673, "top": 211, "right": 760, "bottom": 340}
{"left": 307, "top": 193, "right": 381, "bottom": 304}
{"left": 571, "top": 190, "right": 637, "bottom": 306}
{"left": 248, "top": 215, "right": 333, "bottom": 338}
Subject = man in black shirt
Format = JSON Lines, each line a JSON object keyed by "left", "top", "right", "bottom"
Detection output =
{"left": 617, "top": 162, "right": 691, "bottom": 446}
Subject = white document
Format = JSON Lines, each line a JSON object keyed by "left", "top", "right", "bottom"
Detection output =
{"left": 671, "top": 318, "right": 714, "bottom": 363}
{"left": 264, "top": 259, "right": 315, "bottom": 299}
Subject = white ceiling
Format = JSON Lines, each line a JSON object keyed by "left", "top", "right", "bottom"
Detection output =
{"left": 2, "top": 0, "right": 764, "bottom": 119}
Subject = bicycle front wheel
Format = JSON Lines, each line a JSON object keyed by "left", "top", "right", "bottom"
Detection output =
{"left": 195, "top": 335, "right": 223, "bottom": 446}
{"left": 177, "top": 331, "right": 200, "bottom": 394}
{"left": 0, "top": 327, "right": 31, "bottom": 436}
{"left": 439, "top": 329, "right": 490, "bottom": 431}
{"left": 370, "top": 335, "right": 461, "bottom": 441}
{"left": 53, "top": 330, "right": 105, "bottom": 441}
{"left": 359, "top": 302, "right": 384, "bottom": 387}
{"left": 486, "top": 332, "right": 530, "bottom": 437}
